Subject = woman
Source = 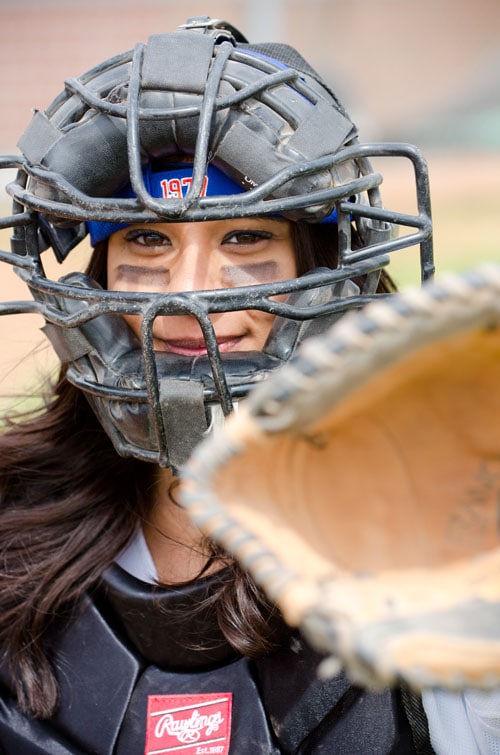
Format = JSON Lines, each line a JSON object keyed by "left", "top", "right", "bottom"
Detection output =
{"left": 0, "top": 16, "right": 433, "bottom": 754}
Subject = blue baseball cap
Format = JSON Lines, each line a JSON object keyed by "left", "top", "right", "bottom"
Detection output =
{"left": 86, "top": 163, "right": 246, "bottom": 246}
{"left": 86, "top": 161, "right": 341, "bottom": 246}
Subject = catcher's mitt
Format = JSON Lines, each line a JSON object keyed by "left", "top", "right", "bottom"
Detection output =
{"left": 180, "top": 263, "right": 500, "bottom": 691}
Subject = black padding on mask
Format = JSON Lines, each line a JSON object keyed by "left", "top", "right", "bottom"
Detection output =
{"left": 17, "top": 111, "right": 60, "bottom": 163}
{"left": 40, "top": 272, "right": 141, "bottom": 364}
{"left": 238, "top": 42, "right": 348, "bottom": 114}
{"left": 287, "top": 100, "right": 354, "bottom": 158}
{"left": 43, "top": 116, "right": 128, "bottom": 199}
{"left": 263, "top": 270, "right": 361, "bottom": 362}
{"left": 42, "top": 321, "right": 94, "bottom": 363}
{"left": 159, "top": 378, "right": 208, "bottom": 471}
{"left": 38, "top": 217, "right": 87, "bottom": 262}
{"left": 142, "top": 32, "right": 215, "bottom": 93}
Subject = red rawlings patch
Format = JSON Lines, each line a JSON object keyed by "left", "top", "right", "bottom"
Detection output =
{"left": 144, "top": 693, "right": 232, "bottom": 754}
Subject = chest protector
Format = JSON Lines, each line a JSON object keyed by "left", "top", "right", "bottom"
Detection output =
{"left": 0, "top": 566, "right": 428, "bottom": 753}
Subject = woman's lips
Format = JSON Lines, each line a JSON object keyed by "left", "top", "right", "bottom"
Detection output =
{"left": 154, "top": 336, "right": 243, "bottom": 357}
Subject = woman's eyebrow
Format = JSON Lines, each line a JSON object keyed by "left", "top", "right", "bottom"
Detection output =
{"left": 114, "top": 264, "right": 171, "bottom": 284}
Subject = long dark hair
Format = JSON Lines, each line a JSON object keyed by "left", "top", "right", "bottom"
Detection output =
{"left": 0, "top": 221, "right": 395, "bottom": 718}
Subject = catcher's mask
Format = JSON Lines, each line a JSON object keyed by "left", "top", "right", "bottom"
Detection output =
{"left": 0, "top": 16, "right": 433, "bottom": 471}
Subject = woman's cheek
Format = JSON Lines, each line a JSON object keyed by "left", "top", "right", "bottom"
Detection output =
{"left": 123, "top": 314, "right": 143, "bottom": 340}
{"left": 246, "top": 310, "right": 277, "bottom": 350}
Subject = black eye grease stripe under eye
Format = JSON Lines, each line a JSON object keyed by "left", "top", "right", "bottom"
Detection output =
{"left": 221, "top": 261, "right": 279, "bottom": 285}
{"left": 115, "top": 264, "right": 171, "bottom": 285}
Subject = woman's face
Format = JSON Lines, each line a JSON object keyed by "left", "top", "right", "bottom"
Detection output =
{"left": 106, "top": 217, "right": 297, "bottom": 356}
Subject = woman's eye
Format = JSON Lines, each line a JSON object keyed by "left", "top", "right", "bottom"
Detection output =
{"left": 223, "top": 230, "right": 271, "bottom": 246}
{"left": 124, "top": 229, "right": 170, "bottom": 247}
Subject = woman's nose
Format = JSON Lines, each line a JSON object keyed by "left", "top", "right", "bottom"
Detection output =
{"left": 168, "top": 244, "right": 218, "bottom": 293}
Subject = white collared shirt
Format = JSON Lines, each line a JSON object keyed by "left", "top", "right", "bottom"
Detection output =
{"left": 115, "top": 527, "right": 158, "bottom": 583}
{"left": 423, "top": 688, "right": 500, "bottom": 754}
